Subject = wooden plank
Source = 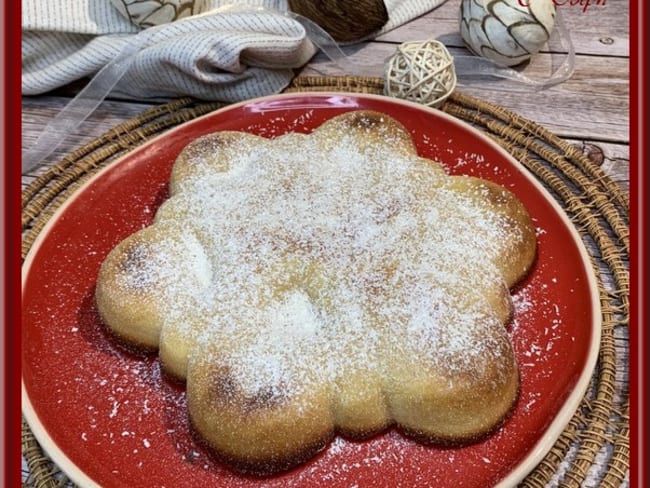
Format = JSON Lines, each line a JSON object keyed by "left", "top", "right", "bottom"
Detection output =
{"left": 22, "top": 97, "right": 628, "bottom": 196}
{"left": 20, "top": 3, "right": 629, "bottom": 485}
{"left": 567, "top": 139, "right": 630, "bottom": 193}
{"left": 21, "top": 96, "right": 155, "bottom": 176}
{"left": 376, "top": 0, "right": 629, "bottom": 58}
{"left": 300, "top": 44, "right": 629, "bottom": 142}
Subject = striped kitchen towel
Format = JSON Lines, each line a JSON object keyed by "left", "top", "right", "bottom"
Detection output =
{"left": 22, "top": 0, "right": 447, "bottom": 102}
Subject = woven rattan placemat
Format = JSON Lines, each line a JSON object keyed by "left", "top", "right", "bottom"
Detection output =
{"left": 21, "top": 76, "right": 630, "bottom": 488}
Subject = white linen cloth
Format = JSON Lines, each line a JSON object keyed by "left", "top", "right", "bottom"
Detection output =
{"left": 22, "top": 0, "right": 447, "bottom": 102}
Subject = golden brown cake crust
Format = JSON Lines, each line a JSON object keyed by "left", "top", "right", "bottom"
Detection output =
{"left": 96, "top": 110, "right": 537, "bottom": 475}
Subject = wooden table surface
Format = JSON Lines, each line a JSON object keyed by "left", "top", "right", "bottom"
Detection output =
{"left": 22, "top": 0, "right": 630, "bottom": 191}
{"left": 21, "top": 0, "right": 630, "bottom": 485}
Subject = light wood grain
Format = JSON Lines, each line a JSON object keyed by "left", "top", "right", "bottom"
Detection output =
{"left": 20, "top": 1, "right": 631, "bottom": 484}
{"left": 21, "top": 99, "right": 629, "bottom": 201}
{"left": 568, "top": 139, "right": 630, "bottom": 192}
{"left": 21, "top": 0, "right": 630, "bottom": 161}
{"left": 21, "top": 96, "right": 154, "bottom": 177}
{"left": 298, "top": 0, "right": 630, "bottom": 142}
{"left": 378, "top": 0, "right": 629, "bottom": 58}
{"left": 300, "top": 45, "right": 629, "bottom": 142}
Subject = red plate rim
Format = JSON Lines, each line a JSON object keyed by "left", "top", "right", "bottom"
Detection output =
{"left": 22, "top": 92, "right": 602, "bottom": 488}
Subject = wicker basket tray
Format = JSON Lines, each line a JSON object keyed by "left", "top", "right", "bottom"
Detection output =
{"left": 22, "top": 76, "right": 629, "bottom": 488}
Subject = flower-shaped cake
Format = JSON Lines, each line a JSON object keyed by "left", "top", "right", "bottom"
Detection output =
{"left": 96, "top": 111, "right": 537, "bottom": 474}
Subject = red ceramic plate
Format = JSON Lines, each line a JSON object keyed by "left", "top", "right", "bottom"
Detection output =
{"left": 22, "top": 93, "right": 600, "bottom": 488}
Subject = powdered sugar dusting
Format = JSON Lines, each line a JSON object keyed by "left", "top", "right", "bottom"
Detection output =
{"left": 100, "top": 111, "right": 532, "bottom": 449}
{"left": 22, "top": 107, "right": 597, "bottom": 488}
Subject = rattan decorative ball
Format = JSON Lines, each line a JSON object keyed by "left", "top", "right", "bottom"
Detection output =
{"left": 384, "top": 40, "right": 457, "bottom": 108}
